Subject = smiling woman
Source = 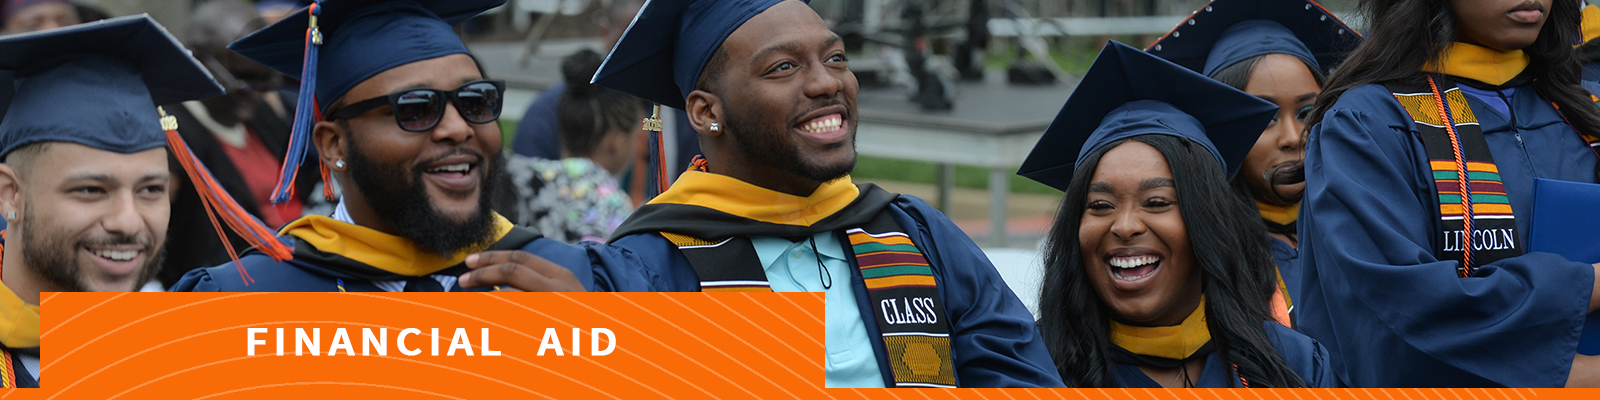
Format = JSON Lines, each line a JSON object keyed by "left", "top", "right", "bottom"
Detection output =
{"left": 1019, "top": 42, "right": 1334, "bottom": 388}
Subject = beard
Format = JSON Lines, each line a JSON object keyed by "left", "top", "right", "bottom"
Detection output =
{"left": 344, "top": 137, "right": 503, "bottom": 258}
{"left": 723, "top": 102, "right": 855, "bottom": 183}
{"left": 19, "top": 206, "right": 163, "bottom": 292}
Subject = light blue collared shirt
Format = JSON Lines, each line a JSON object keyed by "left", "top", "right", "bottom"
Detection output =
{"left": 751, "top": 233, "right": 885, "bottom": 388}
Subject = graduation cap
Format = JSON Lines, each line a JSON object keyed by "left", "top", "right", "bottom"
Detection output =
{"left": 228, "top": 0, "right": 505, "bottom": 205}
{"left": 0, "top": 15, "right": 291, "bottom": 269}
{"left": 591, "top": 0, "right": 799, "bottom": 110}
{"left": 1017, "top": 41, "right": 1278, "bottom": 191}
{"left": 589, "top": 0, "right": 803, "bottom": 199}
{"left": 1146, "top": 0, "right": 1358, "bottom": 77}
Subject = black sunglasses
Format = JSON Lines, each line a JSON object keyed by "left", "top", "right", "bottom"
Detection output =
{"left": 329, "top": 79, "right": 506, "bottom": 132}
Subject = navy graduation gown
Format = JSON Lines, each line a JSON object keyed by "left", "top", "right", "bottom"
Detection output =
{"left": 606, "top": 195, "right": 1064, "bottom": 388}
{"left": 1299, "top": 82, "right": 1599, "bottom": 387}
{"left": 171, "top": 229, "right": 645, "bottom": 293}
{"left": 1111, "top": 322, "right": 1335, "bottom": 388}
{"left": 1271, "top": 236, "right": 1302, "bottom": 320}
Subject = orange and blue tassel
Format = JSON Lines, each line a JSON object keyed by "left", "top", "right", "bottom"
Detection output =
{"left": 162, "top": 108, "right": 292, "bottom": 284}
{"left": 271, "top": 1, "right": 324, "bottom": 205}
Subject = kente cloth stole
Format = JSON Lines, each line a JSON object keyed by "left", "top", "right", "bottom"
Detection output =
{"left": 659, "top": 212, "right": 958, "bottom": 388}
{"left": 1387, "top": 77, "right": 1600, "bottom": 275}
{"left": 1388, "top": 77, "right": 1523, "bottom": 275}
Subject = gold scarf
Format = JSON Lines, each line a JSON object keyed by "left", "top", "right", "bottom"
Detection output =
{"left": 647, "top": 171, "right": 860, "bottom": 226}
{"left": 1109, "top": 299, "right": 1210, "bottom": 360}
{"left": 279, "top": 213, "right": 514, "bottom": 277}
{"left": 0, "top": 280, "right": 38, "bottom": 350}
{"left": 1256, "top": 200, "right": 1299, "bottom": 226}
{"left": 1584, "top": 4, "right": 1600, "bottom": 46}
{"left": 1422, "top": 42, "right": 1529, "bottom": 86}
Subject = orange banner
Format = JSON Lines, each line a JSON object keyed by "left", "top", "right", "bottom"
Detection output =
{"left": 5, "top": 292, "right": 1600, "bottom": 399}
{"left": 26, "top": 292, "right": 822, "bottom": 399}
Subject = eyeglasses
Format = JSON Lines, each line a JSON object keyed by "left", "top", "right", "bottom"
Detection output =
{"left": 329, "top": 80, "right": 506, "bottom": 132}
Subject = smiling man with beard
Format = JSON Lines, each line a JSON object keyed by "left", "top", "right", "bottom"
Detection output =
{"left": 172, "top": 0, "right": 641, "bottom": 293}
{"left": 0, "top": 15, "right": 272, "bottom": 387}
{"left": 593, "top": 0, "right": 1060, "bottom": 388}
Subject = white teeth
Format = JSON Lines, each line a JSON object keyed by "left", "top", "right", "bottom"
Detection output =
{"left": 93, "top": 250, "right": 137, "bottom": 261}
{"left": 1109, "top": 255, "right": 1159, "bottom": 269}
{"left": 801, "top": 116, "right": 842, "bottom": 133}
{"left": 429, "top": 163, "right": 470, "bottom": 173}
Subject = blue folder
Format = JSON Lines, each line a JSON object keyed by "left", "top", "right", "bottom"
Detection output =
{"left": 1529, "top": 178, "right": 1600, "bottom": 355}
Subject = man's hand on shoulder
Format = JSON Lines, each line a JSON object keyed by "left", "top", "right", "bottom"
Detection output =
{"left": 459, "top": 251, "right": 587, "bottom": 292}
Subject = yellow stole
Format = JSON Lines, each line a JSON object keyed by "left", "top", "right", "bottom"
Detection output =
{"left": 1109, "top": 299, "right": 1210, "bottom": 360}
{"left": 1256, "top": 200, "right": 1299, "bottom": 226}
{"left": 647, "top": 171, "right": 859, "bottom": 226}
{"left": 0, "top": 238, "right": 39, "bottom": 349}
{"left": 1584, "top": 5, "right": 1600, "bottom": 46}
{"left": 1422, "top": 42, "right": 1529, "bottom": 86}
{"left": 0, "top": 281, "right": 38, "bottom": 350}
{"left": 279, "top": 213, "right": 515, "bottom": 276}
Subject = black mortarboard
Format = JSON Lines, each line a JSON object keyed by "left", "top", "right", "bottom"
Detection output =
{"left": 1146, "top": 0, "right": 1358, "bottom": 77}
{"left": 1017, "top": 41, "right": 1279, "bottom": 191}
{"left": 590, "top": 0, "right": 803, "bottom": 110}
{"left": 227, "top": 0, "right": 505, "bottom": 205}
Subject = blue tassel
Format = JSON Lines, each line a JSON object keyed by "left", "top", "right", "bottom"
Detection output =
{"left": 642, "top": 105, "right": 666, "bottom": 201}
{"left": 271, "top": 1, "right": 323, "bottom": 205}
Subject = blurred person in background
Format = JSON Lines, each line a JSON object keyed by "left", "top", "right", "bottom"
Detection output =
{"left": 157, "top": 0, "right": 320, "bottom": 289}
{"left": 505, "top": 49, "right": 644, "bottom": 243}
{"left": 257, "top": 0, "right": 307, "bottom": 24}
{"left": 1, "top": 0, "right": 77, "bottom": 34}
{"left": 513, "top": 0, "right": 702, "bottom": 201}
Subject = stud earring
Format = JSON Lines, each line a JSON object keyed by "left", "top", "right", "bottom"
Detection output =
{"left": 5, "top": 211, "right": 12, "bottom": 220}
{"left": 335, "top": 159, "right": 345, "bottom": 169}
{"left": 709, "top": 122, "right": 720, "bottom": 132}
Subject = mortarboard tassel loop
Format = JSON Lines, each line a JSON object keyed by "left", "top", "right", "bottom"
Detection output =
{"left": 162, "top": 107, "right": 294, "bottom": 285}
{"left": 270, "top": 1, "right": 323, "bottom": 205}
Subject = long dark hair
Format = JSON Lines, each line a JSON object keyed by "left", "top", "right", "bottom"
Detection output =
{"left": 1306, "top": 0, "right": 1600, "bottom": 147}
{"left": 1037, "top": 134, "right": 1302, "bottom": 388}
